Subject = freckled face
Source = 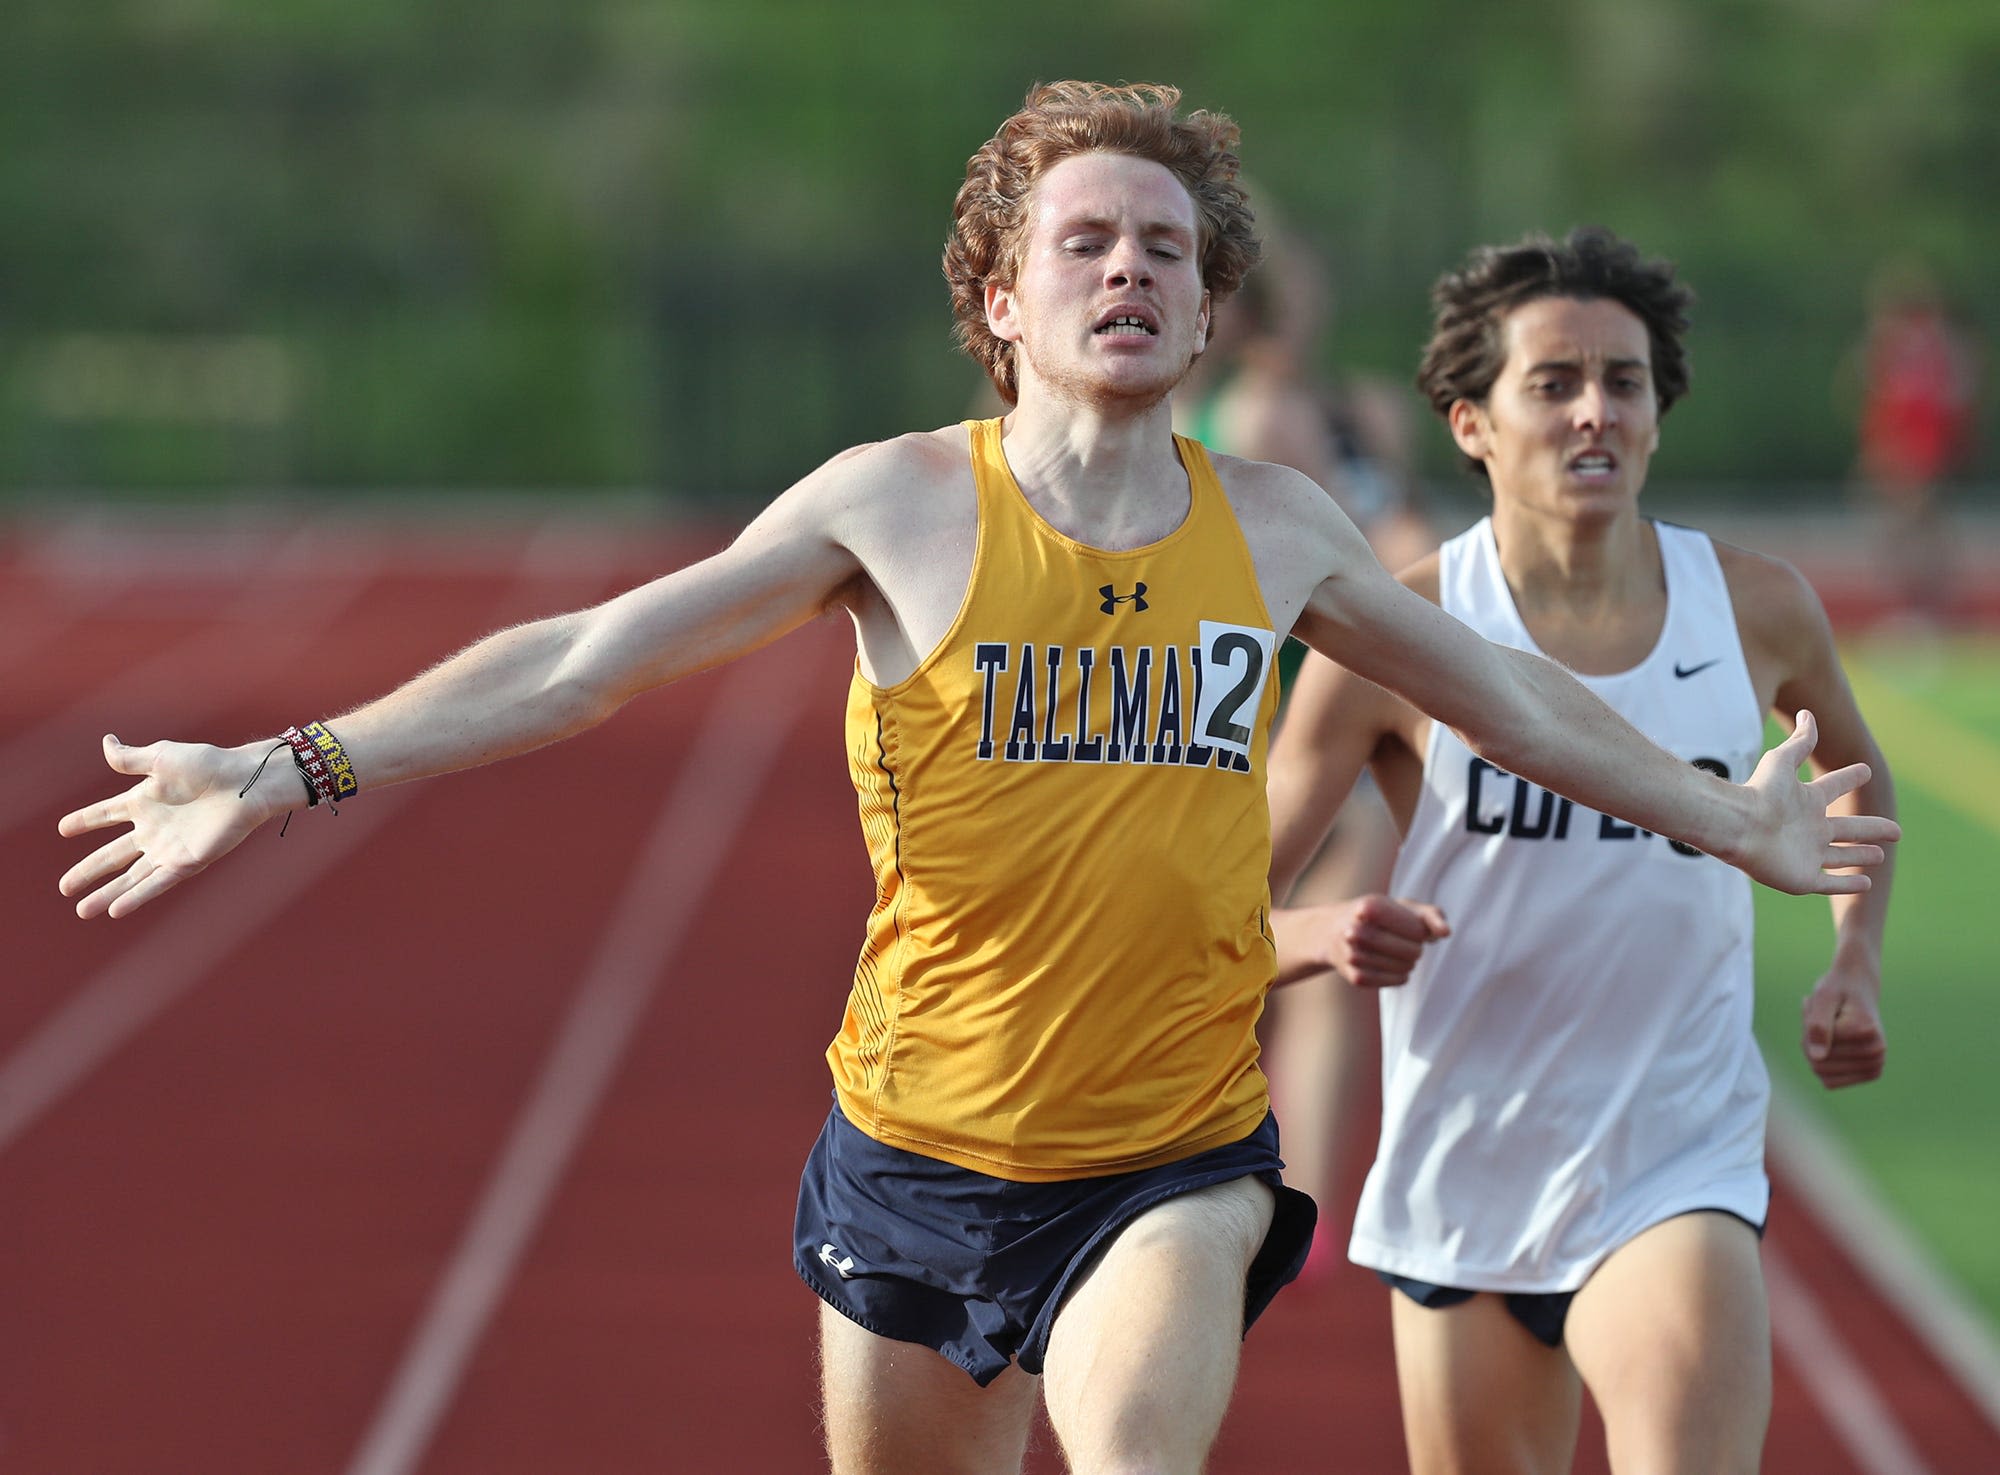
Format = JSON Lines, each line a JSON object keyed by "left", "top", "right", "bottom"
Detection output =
{"left": 984, "top": 151, "right": 1211, "bottom": 409}
{"left": 1450, "top": 295, "right": 1662, "bottom": 522}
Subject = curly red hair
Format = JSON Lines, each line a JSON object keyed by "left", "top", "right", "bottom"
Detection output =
{"left": 943, "top": 81, "right": 1261, "bottom": 405}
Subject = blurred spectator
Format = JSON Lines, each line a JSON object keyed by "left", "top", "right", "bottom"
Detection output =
{"left": 1176, "top": 214, "right": 1436, "bottom": 1277}
{"left": 1178, "top": 214, "right": 1431, "bottom": 560}
{"left": 1848, "top": 257, "right": 1983, "bottom": 628}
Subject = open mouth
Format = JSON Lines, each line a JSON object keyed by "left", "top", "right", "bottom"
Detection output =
{"left": 1568, "top": 451, "right": 1616, "bottom": 474}
{"left": 1095, "top": 314, "right": 1157, "bottom": 336}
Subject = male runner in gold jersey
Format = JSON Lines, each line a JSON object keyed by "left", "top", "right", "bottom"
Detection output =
{"left": 60, "top": 83, "right": 1895, "bottom": 1475}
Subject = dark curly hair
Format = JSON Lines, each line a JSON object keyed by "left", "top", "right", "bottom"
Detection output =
{"left": 943, "top": 81, "right": 1261, "bottom": 406}
{"left": 1416, "top": 227, "right": 1694, "bottom": 475}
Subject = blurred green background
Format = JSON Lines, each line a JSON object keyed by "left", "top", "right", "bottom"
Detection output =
{"left": 4, "top": 0, "right": 1995, "bottom": 504}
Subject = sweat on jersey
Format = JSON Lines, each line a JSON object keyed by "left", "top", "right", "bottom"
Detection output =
{"left": 827, "top": 418, "right": 1282, "bottom": 1181}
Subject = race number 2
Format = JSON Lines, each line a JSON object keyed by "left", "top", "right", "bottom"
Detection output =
{"left": 1193, "top": 621, "right": 1277, "bottom": 760}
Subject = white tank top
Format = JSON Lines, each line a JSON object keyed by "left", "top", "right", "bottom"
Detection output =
{"left": 1350, "top": 517, "right": 1771, "bottom": 1291}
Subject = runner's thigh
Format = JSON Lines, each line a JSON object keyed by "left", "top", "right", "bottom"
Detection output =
{"left": 1389, "top": 1291, "right": 1581, "bottom": 1475}
{"left": 1565, "top": 1211, "right": 1770, "bottom": 1475}
{"left": 819, "top": 1301, "right": 1041, "bottom": 1475}
{"left": 1040, "top": 1176, "right": 1274, "bottom": 1475}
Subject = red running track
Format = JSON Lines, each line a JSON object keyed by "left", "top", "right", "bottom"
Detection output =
{"left": 6, "top": 516, "right": 1996, "bottom": 1473}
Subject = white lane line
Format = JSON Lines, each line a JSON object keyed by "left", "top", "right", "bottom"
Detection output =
{"left": 1768, "top": 1085, "right": 2000, "bottom": 1432}
{"left": 342, "top": 648, "right": 806, "bottom": 1475}
{"left": 7, "top": 529, "right": 621, "bottom": 1153}
{"left": 1766, "top": 1240, "right": 1936, "bottom": 1475}
{"left": 0, "top": 799, "right": 403, "bottom": 1152}
{"left": 0, "top": 524, "right": 383, "bottom": 838}
{"left": 8, "top": 516, "right": 673, "bottom": 839}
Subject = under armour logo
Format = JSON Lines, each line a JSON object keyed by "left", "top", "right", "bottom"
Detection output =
{"left": 1099, "top": 582, "right": 1148, "bottom": 614}
{"left": 818, "top": 1242, "right": 856, "bottom": 1279}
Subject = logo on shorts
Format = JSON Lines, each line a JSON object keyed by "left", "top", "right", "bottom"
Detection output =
{"left": 818, "top": 1242, "right": 856, "bottom": 1279}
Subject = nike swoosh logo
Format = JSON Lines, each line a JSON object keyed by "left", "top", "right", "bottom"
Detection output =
{"left": 1674, "top": 659, "right": 1720, "bottom": 679}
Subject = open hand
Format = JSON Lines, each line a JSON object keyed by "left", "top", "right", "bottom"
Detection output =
{"left": 1739, "top": 711, "right": 1899, "bottom": 896}
{"left": 59, "top": 735, "right": 287, "bottom": 919}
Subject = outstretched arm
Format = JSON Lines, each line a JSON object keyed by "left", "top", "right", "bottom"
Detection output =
{"left": 60, "top": 450, "right": 883, "bottom": 920}
{"left": 1291, "top": 545, "right": 1898, "bottom": 898}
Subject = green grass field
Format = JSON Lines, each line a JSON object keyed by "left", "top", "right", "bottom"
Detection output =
{"left": 1752, "top": 634, "right": 2000, "bottom": 1323}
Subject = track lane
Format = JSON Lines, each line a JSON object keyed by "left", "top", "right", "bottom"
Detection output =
{"left": 3, "top": 521, "right": 722, "bottom": 1473}
{"left": 8, "top": 520, "right": 1996, "bottom": 1473}
{"left": 345, "top": 634, "right": 833, "bottom": 1475}
{"left": 401, "top": 620, "right": 858, "bottom": 1475}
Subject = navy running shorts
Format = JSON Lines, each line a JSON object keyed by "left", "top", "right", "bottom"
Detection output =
{"left": 794, "top": 1101, "right": 1317, "bottom": 1385}
{"left": 1377, "top": 1271, "right": 1579, "bottom": 1349}
{"left": 1377, "top": 1207, "right": 1767, "bottom": 1349}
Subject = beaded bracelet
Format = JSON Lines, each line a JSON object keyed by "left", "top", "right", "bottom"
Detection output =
{"left": 238, "top": 721, "right": 357, "bottom": 835}
{"left": 281, "top": 722, "right": 359, "bottom": 809}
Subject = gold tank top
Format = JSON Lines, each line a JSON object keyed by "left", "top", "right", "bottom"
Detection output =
{"left": 826, "top": 419, "right": 1282, "bottom": 1179}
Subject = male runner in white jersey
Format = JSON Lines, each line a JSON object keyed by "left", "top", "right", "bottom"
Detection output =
{"left": 1268, "top": 227, "right": 1895, "bottom": 1474}
{"left": 60, "top": 88, "right": 1894, "bottom": 1475}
